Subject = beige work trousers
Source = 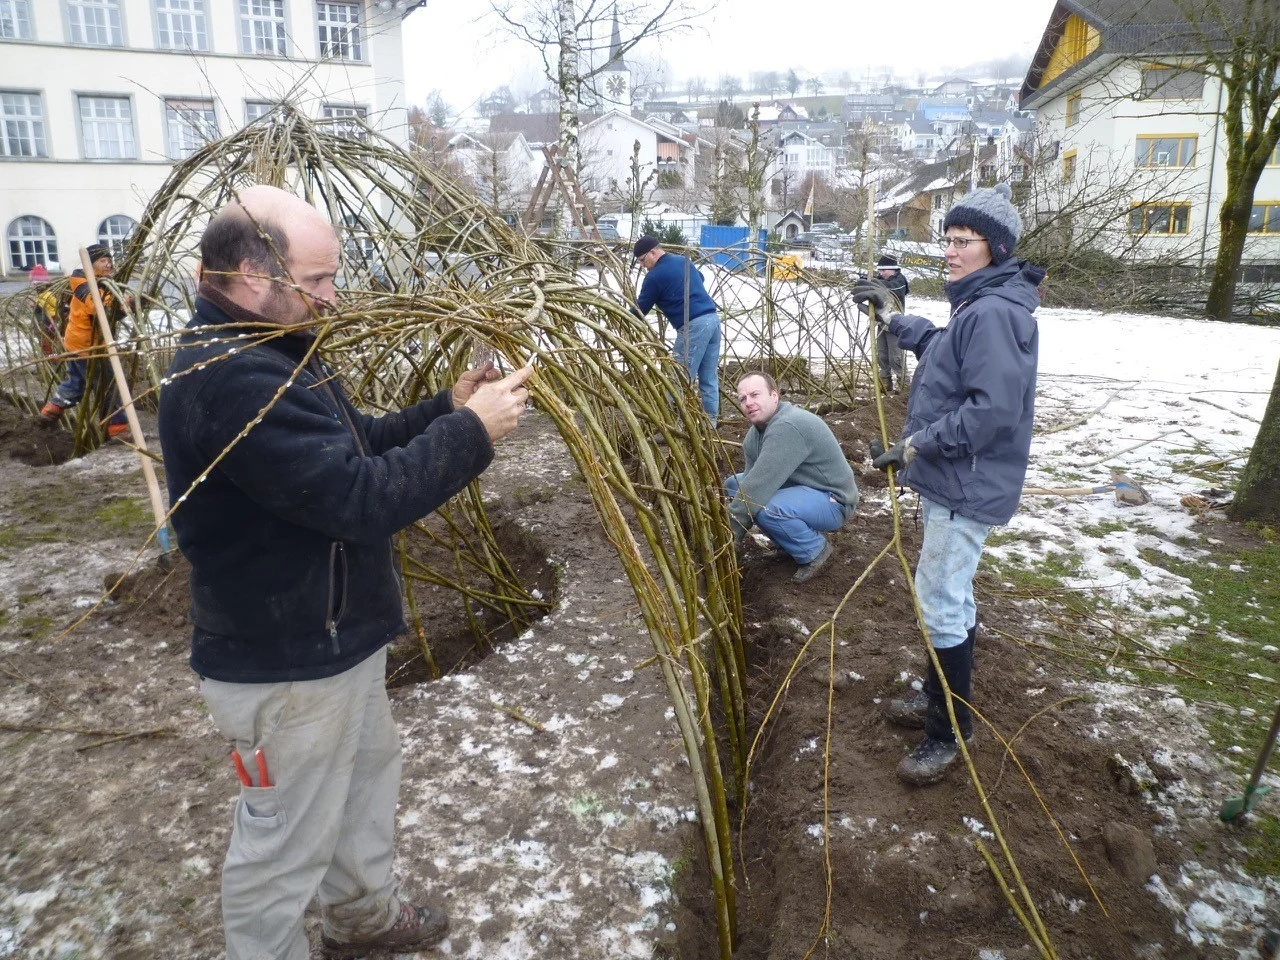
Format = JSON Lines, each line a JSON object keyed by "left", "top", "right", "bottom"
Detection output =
{"left": 200, "top": 647, "right": 402, "bottom": 960}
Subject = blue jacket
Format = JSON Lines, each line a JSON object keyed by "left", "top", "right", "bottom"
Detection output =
{"left": 888, "top": 259, "right": 1042, "bottom": 526}
{"left": 636, "top": 252, "right": 717, "bottom": 329}
{"left": 158, "top": 290, "right": 494, "bottom": 683}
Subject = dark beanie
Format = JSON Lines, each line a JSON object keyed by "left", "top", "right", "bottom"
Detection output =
{"left": 633, "top": 235, "right": 659, "bottom": 259}
{"left": 943, "top": 183, "right": 1022, "bottom": 265}
{"left": 86, "top": 243, "right": 111, "bottom": 263}
{"left": 876, "top": 254, "right": 899, "bottom": 269}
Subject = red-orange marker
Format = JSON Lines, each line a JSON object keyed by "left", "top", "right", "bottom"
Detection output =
{"left": 230, "top": 750, "right": 252, "bottom": 787}
{"left": 254, "top": 748, "right": 272, "bottom": 788}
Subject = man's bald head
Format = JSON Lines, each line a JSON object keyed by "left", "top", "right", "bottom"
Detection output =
{"left": 200, "top": 184, "right": 340, "bottom": 325}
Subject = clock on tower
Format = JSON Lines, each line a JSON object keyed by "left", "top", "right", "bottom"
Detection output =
{"left": 605, "top": 73, "right": 629, "bottom": 104}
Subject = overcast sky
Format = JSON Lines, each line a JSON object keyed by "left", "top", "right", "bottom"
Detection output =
{"left": 401, "top": 0, "right": 1059, "bottom": 117}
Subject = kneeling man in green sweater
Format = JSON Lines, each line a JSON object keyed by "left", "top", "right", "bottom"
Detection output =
{"left": 727, "top": 372, "right": 859, "bottom": 582}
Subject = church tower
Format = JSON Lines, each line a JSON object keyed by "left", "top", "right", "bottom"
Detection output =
{"left": 600, "top": 8, "right": 632, "bottom": 111}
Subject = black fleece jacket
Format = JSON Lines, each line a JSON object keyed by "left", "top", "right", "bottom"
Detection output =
{"left": 158, "top": 289, "right": 494, "bottom": 683}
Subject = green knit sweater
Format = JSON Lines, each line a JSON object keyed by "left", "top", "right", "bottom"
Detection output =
{"left": 729, "top": 402, "right": 859, "bottom": 536}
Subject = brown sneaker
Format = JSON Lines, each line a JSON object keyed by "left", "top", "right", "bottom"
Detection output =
{"left": 321, "top": 901, "right": 449, "bottom": 957}
{"left": 39, "top": 401, "right": 65, "bottom": 420}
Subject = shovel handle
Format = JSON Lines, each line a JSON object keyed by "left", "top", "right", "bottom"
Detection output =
{"left": 1245, "top": 701, "right": 1280, "bottom": 799}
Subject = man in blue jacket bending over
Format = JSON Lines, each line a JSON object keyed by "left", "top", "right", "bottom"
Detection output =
{"left": 632, "top": 235, "right": 721, "bottom": 420}
{"left": 851, "top": 184, "right": 1041, "bottom": 787}
{"left": 159, "top": 185, "right": 533, "bottom": 959}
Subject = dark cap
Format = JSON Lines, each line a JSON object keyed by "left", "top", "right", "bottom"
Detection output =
{"left": 86, "top": 243, "right": 111, "bottom": 263}
{"left": 876, "top": 254, "right": 899, "bottom": 269}
{"left": 633, "top": 235, "right": 659, "bottom": 259}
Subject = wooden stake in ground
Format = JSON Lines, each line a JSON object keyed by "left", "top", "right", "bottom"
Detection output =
{"left": 78, "top": 247, "right": 173, "bottom": 557}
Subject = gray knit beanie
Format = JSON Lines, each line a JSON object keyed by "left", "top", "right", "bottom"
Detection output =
{"left": 943, "top": 183, "right": 1021, "bottom": 265}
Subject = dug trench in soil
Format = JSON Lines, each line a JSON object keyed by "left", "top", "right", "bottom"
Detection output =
{"left": 677, "top": 397, "right": 1228, "bottom": 960}
{"left": 0, "top": 400, "right": 76, "bottom": 466}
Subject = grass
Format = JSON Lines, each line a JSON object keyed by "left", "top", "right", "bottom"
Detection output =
{"left": 1243, "top": 813, "right": 1280, "bottom": 878}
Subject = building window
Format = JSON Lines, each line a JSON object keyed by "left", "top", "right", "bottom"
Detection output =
{"left": 79, "top": 95, "right": 136, "bottom": 159}
{"left": 1065, "top": 92, "right": 1081, "bottom": 127}
{"left": 0, "top": 91, "right": 46, "bottom": 157}
{"left": 1135, "top": 135, "right": 1196, "bottom": 168}
{"left": 322, "top": 103, "right": 368, "bottom": 140}
{"left": 155, "top": 0, "right": 208, "bottom": 51}
{"left": 1139, "top": 67, "right": 1204, "bottom": 100}
{"left": 7, "top": 215, "right": 59, "bottom": 271}
{"left": 244, "top": 100, "right": 277, "bottom": 124}
{"left": 1248, "top": 202, "right": 1280, "bottom": 234}
{"left": 97, "top": 214, "right": 136, "bottom": 257}
{"left": 239, "top": 0, "right": 286, "bottom": 56}
{"left": 67, "top": 0, "right": 124, "bottom": 46}
{"left": 1, "top": 0, "right": 32, "bottom": 39}
{"left": 1062, "top": 150, "right": 1077, "bottom": 182}
{"left": 1270, "top": 142, "right": 1279, "bottom": 167}
{"left": 164, "top": 98, "right": 218, "bottom": 159}
{"left": 316, "top": 1, "right": 361, "bottom": 60}
{"left": 1129, "top": 203, "right": 1190, "bottom": 235}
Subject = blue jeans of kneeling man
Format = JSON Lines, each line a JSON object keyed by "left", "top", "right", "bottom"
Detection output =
{"left": 726, "top": 473, "right": 847, "bottom": 564}
{"left": 672, "top": 311, "right": 720, "bottom": 419}
{"left": 915, "top": 496, "right": 991, "bottom": 649}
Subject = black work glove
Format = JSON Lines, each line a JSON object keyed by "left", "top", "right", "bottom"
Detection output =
{"left": 870, "top": 437, "right": 917, "bottom": 471}
{"left": 850, "top": 280, "right": 901, "bottom": 322}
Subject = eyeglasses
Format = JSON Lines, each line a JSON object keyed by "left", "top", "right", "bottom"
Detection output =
{"left": 938, "top": 236, "right": 988, "bottom": 250}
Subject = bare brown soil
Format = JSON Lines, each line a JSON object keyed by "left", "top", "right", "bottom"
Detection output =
{"left": 0, "top": 400, "right": 1262, "bottom": 958}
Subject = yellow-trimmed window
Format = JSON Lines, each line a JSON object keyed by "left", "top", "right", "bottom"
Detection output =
{"left": 1129, "top": 203, "right": 1190, "bottom": 234}
{"left": 1062, "top": 149, "right": 1077, "bottom": 182}
{"left": 1135, "top": 135, "right": 1196, "bottom": 168}
{"left": 1065, "top": 92, "right": 1081, "bottom": 127}
{"left": 1269, "top": 142, "right": 1279, "bottom": 166}
{"left": 1248, "top": 202, "right": 1280, "bottom": 234}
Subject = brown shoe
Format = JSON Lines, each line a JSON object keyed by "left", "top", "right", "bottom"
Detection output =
{"left": 321, "top": 901, "right": 449, "bottom": 957}
{"left": 39, "top": 401, "right": 65, "bottom": 420}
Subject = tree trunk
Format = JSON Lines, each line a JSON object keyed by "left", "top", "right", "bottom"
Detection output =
{"left": 1204, "top": 183, "right": 1253, "bottom": 321}
{"left": 1229, "top": 357, "right": 1280, "bottom": 525}
{"left": 556, "top": 0, "right": 581, "bottom": 235}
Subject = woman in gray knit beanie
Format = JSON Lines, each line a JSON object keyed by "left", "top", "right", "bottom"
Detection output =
{"left": 942, "top": 182, "right": 1022, "bottom": 265}
{"left": 849, "top": 184, "right": 1043, "bottom": 786}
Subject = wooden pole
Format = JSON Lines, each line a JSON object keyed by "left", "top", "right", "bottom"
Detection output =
{"left": 78, "top": 247, "right": 173, "bottom": 556}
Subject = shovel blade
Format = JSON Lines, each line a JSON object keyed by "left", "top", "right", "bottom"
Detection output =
{"left": 1220, "top": 783, "right": 1273, "bottom": 821}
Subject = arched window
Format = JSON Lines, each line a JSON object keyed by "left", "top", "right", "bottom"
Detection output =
{"left": 7, "top": 215, "right": 59, "bottom": 272}
{"left": 98, "top": 214, "right": 137, "bottom": 257}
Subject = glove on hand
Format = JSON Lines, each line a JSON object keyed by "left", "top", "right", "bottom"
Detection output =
{"left": 850, "top": 279, "right": 901, "bottom": 320}
{"left": 870, "top": 437, "right": 916, "bottom": 471}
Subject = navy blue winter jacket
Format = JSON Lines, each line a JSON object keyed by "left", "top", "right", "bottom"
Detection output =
{"left": 888, "top": 259, "right": 1042, "bottom": 526}
{"left": 636, "top": 252, "right": 717, "bottom": 328}
{"left": 158, "top": 290, "right": 494, "bottom": 683}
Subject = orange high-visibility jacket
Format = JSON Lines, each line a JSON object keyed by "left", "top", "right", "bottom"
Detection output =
{"left": 62, "top": 270, "right": 118, "bottom": 354}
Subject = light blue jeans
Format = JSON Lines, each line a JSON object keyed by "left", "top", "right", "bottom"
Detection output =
{"left": 726, "top": 474, "right": 848, "bottom": 564}
{"left": 672, "top": 311, "right": 720, "bottom": 419}
{"left": 915, "top": 496, "right": 991, "bottom": 649}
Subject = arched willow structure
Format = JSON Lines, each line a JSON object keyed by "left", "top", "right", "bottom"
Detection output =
{"left": 0, "top": 109, "right": 1077, "bottom": 960}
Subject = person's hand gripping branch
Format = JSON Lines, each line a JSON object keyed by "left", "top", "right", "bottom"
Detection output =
{"left": 849, "top": 279, "right": 902, "bottom": 325}
{"left": 451, "top": 360, "right": 501, "bottom": 409}
{"left": 869, "top": 436, "right": 917, "bottom": 472}
{"left": 463, "top": 365, "right": 534, "bottom": 442}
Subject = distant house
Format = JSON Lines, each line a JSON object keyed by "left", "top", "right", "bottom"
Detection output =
{"left": 773, "top": 210, "right": 808, "bottom": 239}
{"left": 874, "top": 155, "right": 972, "bottom": 241}
{"left": 445, "top": 131, "right": 540, "bottom": 207}
{"left": 900, "top": 118, "right": 942, "bottom": 160}
{"left": 766, "top": 129, "right": 839, "bottom": 201}
{"left": 917, "top": 98, "right": 971, "bottom": 124}
{"left": 756, "top": 101, "right": 811, "bottom": 128}
{"left": 842, "top": 94, "right": 897, "bottom": 125}
{"left": 932, "top": 78, "right": 976, "bottom": 98}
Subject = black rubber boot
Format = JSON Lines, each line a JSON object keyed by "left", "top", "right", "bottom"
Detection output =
{"left": 898, "top": 640, "right": 974, "bottom": 787}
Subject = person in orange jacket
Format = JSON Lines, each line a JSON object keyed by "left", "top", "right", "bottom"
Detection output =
{"left": 39, "top": 243, "right": 130, "bottom": 438}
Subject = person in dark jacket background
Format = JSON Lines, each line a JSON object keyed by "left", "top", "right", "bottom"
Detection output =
{"left": 851, "top": 184, "right": 1041, "bottom": 787}
{"left": 632, "top": 235, "right": 721, "bottom": 420}
{"left": 873, "top": 254, "right": 910, "bottom": 393}
{"left": 159, "top": 185, "right": 532, "bottom": 959}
